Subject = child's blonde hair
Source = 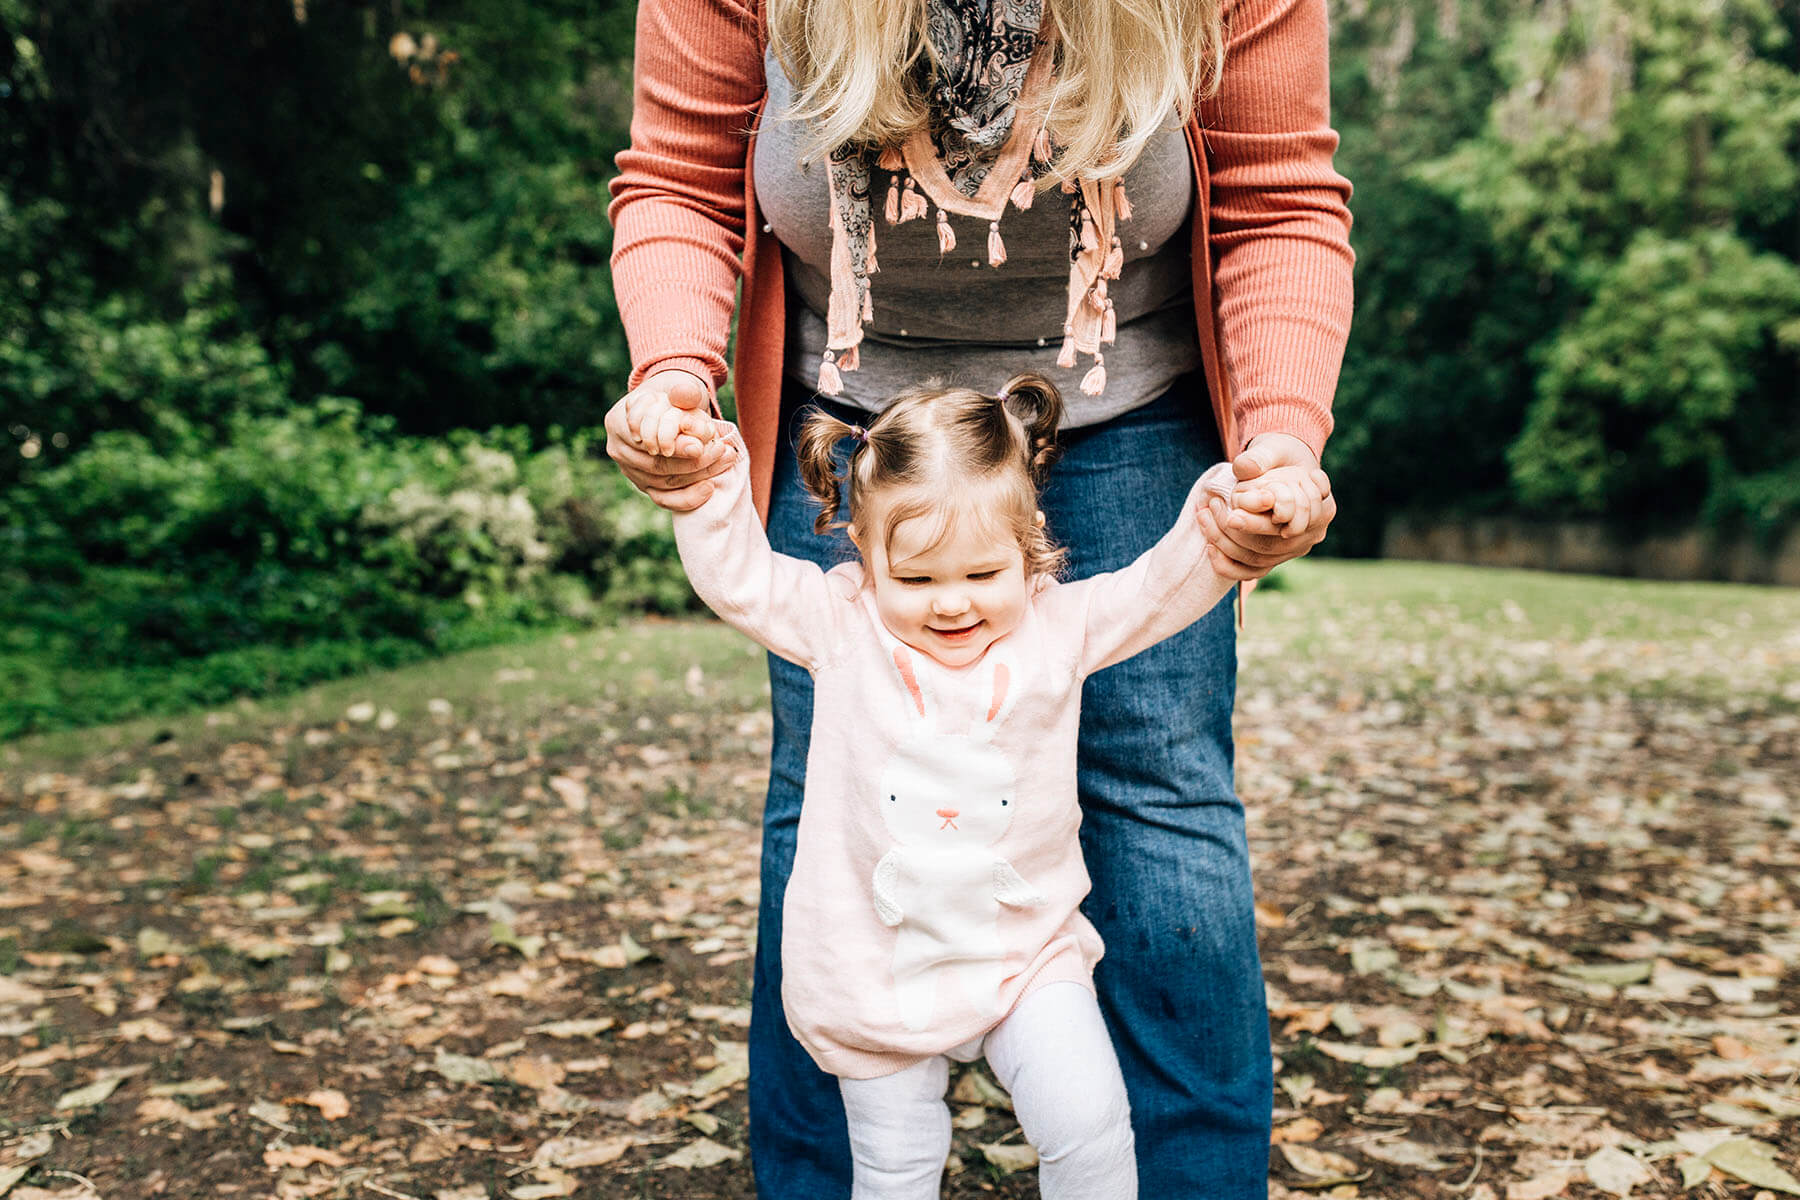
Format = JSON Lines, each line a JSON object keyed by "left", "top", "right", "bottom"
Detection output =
{"left": 796, "top": 373, "right": 1068, "bottom": 579}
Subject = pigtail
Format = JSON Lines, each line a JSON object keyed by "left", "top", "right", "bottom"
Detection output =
{"left": 795, "top": 408, "right": 862, "bottom": 534}
{"left": 998, "top": 371, "right": 1065, "bottom": 485}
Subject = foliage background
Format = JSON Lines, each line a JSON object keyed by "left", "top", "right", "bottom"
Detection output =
{"left": 1, "top": 0, "right": 1796, "bottom": 734}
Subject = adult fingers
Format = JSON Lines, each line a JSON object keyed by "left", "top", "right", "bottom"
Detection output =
{"left": 643, "top": 479, "right": 717, "bottom": 512}
{"left": 1217, "top": 498, "right": 1286, "bottom": 541}
{"left": 605, "top": 431, "right": 735, "bottom": 486}
{"left": 1199, "top": 503, "right": 1283, "bottom": 573}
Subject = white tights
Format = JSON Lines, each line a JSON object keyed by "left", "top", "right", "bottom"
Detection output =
{"left": 837, "top": 981, "right": 1137, "bottom": 1200}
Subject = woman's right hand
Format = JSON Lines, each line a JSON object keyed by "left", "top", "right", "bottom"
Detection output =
{"left": 604, "top": 370, "right": 738, "bottom": 511}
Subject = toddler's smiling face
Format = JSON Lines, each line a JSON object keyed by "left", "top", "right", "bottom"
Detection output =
{"left": 856, "top": 493, "right": 1030, "bottom": 670}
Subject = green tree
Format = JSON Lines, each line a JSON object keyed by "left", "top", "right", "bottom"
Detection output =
{"left": 1418, "top": 0, "right": 1800, "bottom": 535}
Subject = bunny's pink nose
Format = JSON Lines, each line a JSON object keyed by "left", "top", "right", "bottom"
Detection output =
{"left": 935, "top": 807, "right": 959, "bottom": 819}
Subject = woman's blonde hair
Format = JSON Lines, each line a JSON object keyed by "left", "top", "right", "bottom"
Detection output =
{"left": 796, "top": 373, "right": 1068, "bottom": 579}
{"left": 768, "top": 0, "right": 1226, "bottom": 182}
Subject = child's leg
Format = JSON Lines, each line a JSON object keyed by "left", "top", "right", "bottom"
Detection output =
{"left": 838, "top": 1056, "right": 953, "bottom": 1200}
{"left": 983, "top": 982, "right": 1137, "bottom": 1200}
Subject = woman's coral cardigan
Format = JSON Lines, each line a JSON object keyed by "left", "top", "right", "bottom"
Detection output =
{"left": 609, "top": 0, "right": 1354, "bottom": 522}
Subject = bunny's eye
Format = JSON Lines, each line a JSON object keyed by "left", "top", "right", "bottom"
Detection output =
{"left": 1001, "top": 799, "right": 1009, "bottom": 806}
{"left": 889, "top": 794, "right": 897, "bottom": 803}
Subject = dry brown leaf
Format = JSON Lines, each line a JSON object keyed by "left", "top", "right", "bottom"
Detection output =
{"left": 262, "top": 1146, "right": 348, "bottom": 1169}
{"left": 1506, "top": 1170, "right": 1574, "bottom": 1200}
{"left": 298, "top": 1088, "right": 350, "bottom": 1120}
{"left": 1274, "top": 1118, "right": 1325, "bottom": 1144}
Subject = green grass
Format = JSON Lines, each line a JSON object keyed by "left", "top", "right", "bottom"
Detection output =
{"left": 4, "top": 562, "right": 1795, "bottom": 779}
{"left": 1245, "top": 560, "right": 1800, "bottom": 704}
{"left": 2, "top": 616, "right": 770, "bottom": 773}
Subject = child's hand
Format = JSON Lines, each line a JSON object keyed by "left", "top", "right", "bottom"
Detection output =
{"left": 1228, "top": 464, "right": 1332, "bottom": 540}
{"left": 604, "top": 370, "right": 736, "bottom": 511}
{"left": 622, "top": 375, "right": 723, "bottom": 459}
{"left": 1196, "top": 435, "right": 1336, "bottom": 581}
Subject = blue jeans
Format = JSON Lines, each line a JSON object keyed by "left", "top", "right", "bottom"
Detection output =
{"left": 750, "top": 377, "right": 1273, "bottom": 1198}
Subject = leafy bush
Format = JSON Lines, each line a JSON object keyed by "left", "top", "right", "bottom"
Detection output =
{"left": 0, "top": 401, "right": 693, "bottom": 736}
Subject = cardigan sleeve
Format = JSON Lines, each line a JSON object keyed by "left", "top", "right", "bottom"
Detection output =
{"left": 1200, "top": 0, "right": 1355, "bottom": 460}
{"left": 606, "top": 0, "right": 767, "bottom": 395}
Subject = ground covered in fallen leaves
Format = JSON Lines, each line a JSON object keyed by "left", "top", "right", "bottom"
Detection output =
{"left": 2, "top": 562, "right": 1797, "bottom": 1200}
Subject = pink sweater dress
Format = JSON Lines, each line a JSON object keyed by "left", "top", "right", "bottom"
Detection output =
{"left": 673, "top": 429, "right": 1236, "bottom": 1079}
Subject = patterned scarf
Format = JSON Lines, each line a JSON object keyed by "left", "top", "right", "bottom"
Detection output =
{"left": 818, "top": 0, "right": 1131, "bottom": 397}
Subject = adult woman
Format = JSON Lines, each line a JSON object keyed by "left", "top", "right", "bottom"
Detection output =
{"left": 605, "top": 0, "right": 1351, "bottom": 1193}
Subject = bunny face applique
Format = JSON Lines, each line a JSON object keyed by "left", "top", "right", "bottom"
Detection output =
{"left": 871, "top": 646, "right": 1049, "bottom": 1033}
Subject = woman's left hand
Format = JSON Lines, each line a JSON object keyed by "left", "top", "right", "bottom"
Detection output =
{"left": 1198, "top": 433, "right": 1336, "bottom": 581}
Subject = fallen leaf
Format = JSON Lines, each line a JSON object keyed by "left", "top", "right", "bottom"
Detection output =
{"left": 526, "top": 1017, "right": 615, "bottom": 1039}
{"left": 510, "top": 1168, "right": 579, "bottom": 1199}
{"left": 1585, "top": 1146, "right": 1651, "bottom": 1196}
{"left": 1315, "top": 1041, "right": 1421, "bottom": 1068}
{"left": 1704, "top": 1140, "right": 1800, "bottom": 1196}
{"left": 147, "top": 1077, "right": 228, "bottom": 1098}
{"left": 1363, "top": 1140, "right": 1453, "bottom": 1171}
{"left": 532, "top": 1135, "right": 634, "bottom": 1169}
{"left": 55, "top": 1076, "right": 123, "bottom": 1110}
{"left": 298, "top": 1088, "right": 349, "bottom": 1120}
{"left": 1274, "top": 1118, "right": 1325, "bottom": 1144}
{"left": 1280, "top": 1144, "right": 1364, "bottom": 1184}
{"left": 263, "top": 1146, "right": 347, "bottom": 1169}
{"left": 949, "top": 1068, "right": 1014, "bottom": 1112}
{"left": 979, "top": 1142, "right": 1040, "bottom": 1175}
{"left": 1506, "top": 1170, "right": 1574, "bottom": 1200}
{"left": 433, "top": 1049, "right": 507, "bottom": 1086}
{"left": 658, "top": 1138, "right": 743, "bottom": 1169}
{"left": 508, "top": 1057, "right": 566, "bottom": 1091}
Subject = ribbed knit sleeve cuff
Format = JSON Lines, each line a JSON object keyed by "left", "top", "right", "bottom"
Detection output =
{"left": 628, "top": 356, "right": 722, "bottom": 401}
{"left": 1237, "top": 400, "right": 1333, "bottom": 464}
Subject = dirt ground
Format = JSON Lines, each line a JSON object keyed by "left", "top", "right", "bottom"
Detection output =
{"left": 1, "top": 594, "right": 1797, "bottom": 1200}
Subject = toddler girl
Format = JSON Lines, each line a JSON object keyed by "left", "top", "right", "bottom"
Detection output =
{"left": 640, "top": 373, "right": 1289, "bottom": 1199}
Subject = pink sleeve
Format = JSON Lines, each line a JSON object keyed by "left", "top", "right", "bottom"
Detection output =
{"left": 1200, "top": 0, "right": 1356, "bottom": 459}
{"left": 670, "top": 429, "right": 856, "bottom": 671}
{"left": 606, "top": 0, "right": 766, "bottom": 395}
{"left": 1039, "top": 465, "right": 1238, "bottom": 677}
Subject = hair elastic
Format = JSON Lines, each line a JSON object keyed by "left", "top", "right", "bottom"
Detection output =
{"left": 850, "top": 424, "right": 869, "bottom": 445}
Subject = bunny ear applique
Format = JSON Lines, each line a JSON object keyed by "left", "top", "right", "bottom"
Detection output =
{"left": 975, "top": 656, "right": 1019, "bottom": 738}
{"left": 892, "top": 646, "right": 934, "bottom": 722}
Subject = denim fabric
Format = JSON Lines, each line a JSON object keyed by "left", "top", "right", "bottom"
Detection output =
{"left": 750, "top": 376, "right": 1273, "bottom": 1198}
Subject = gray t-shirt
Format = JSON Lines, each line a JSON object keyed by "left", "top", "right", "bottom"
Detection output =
{"left": 754, "top": 49, "right": 1203, "bottom": 427}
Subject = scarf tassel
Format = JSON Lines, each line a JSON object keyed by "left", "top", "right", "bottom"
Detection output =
{"left": 1010, "top": 176, "right": 1035, "bottom": 211}
{"left": 885, "top": 177, "right": 900, "bottom": 225}
{"left": 878, "top": 145, "right": 904, "bottom": 172}
{"left": 900, "top": 179, "right": 929, "bottom": 223}
{"left": 1114, "top": 183, "right": 1132, "bottom": 221}
{"left": 936, "top": 209, "right": 955, "bottom": 254}
{"left": 818, "top": 350, "right": 842, "bottom": 396}
{"left": 988, "top": 221, "right": 1006, "bottom": 267}
{"left": 1104, "top": 236, "right": 1124, "bottom": 280}
{"left": 1102, "top": 298, "right": 1117, "bottom": 345}
{"left": 1056, "top": 330, "right": 1077, "bottom": 369}
{"left": 1081, "top": 352, "right": 1107, "bottom": 396}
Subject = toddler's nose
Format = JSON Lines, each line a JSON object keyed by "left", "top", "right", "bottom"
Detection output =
{"left": 935, "top": 807, "right": 959, "bottom": 819}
